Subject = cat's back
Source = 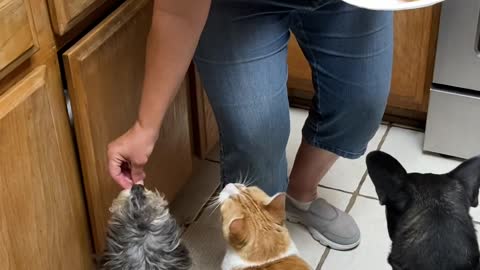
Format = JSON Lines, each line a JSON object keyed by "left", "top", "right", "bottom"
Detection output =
{"left": 249, "top": 256, "right": 310, "bottom": 270}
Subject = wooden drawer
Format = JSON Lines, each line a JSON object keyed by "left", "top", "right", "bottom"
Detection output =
{"left": 0, "top": 0, "right": 39, "bottom": 80}
{"left": 47, "top": 0, "right": 104, "bottom": 35}
{"left": 63, "top": 0, "right": 193, "bottom": 253}
{"left": 0, "top": 58, "right": 92, "bottom": 269}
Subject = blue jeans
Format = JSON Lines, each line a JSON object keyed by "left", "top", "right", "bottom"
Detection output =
{"left": 194, "top": 0, "right": 393, "bottom": 195}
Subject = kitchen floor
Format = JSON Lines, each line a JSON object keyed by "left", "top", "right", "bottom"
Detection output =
{"left": 170, "top": 108, "right": 480, "bottom": 270}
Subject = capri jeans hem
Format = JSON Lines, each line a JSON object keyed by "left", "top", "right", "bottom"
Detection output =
{"left": 302, "top": 128, "right": 368, "bottom": 159}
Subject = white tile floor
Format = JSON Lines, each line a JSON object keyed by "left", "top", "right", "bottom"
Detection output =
{"left": 172, "top": 108, "right": 478, "bottom": 270}
{"left": 360, "top": 126, "right": 462, "bottom": 199}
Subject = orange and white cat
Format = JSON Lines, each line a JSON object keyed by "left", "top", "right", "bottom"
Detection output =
{"left": 218, "top": 183, "right": 311, "bottom": 270}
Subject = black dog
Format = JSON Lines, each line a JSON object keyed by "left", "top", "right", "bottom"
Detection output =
{"left": 366, "top": 150, "right": 480, "bottom": 270}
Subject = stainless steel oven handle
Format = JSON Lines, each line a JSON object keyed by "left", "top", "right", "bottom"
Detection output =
{"left": 476, "top": 8, "right": 480, "bottom": 55}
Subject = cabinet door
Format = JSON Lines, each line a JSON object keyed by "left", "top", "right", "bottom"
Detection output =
{"left": 0, "top": 0, "right": 39, "bottom": 80}
{"left": 47, "top": 0, "right": 105, "bottom": 35}
{"left": 387, "top": 6, "right": 441, "bottom": 117}
{"left": 0, "top": 59, "right": 92, "bottom": 269}
{"left": 287, "top": 6, "right": 441, "bottom": 123}
{"left": 191, "top": 66, "right": 219, "bottom": 158}
{"left": 287, "top": 35, "right": 314, "bottom": 96}
{"left": 63, "top": 0, "right": 193, "bottom": 253}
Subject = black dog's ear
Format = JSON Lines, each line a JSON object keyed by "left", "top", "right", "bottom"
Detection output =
{"left": 448, "top": 155, "right": 480, "bottom": 207}
{"left": 366, "top": 151, "right": 407, "bottom": 206}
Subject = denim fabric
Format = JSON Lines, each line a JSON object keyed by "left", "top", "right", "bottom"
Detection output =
{"left": 194, "top": 0, "right": 393, "bottom": 195}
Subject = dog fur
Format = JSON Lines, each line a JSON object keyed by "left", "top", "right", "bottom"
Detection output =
{"left": 366, "top": 151, "right": 480, "bottom": 270}
{"left": 101, "top": 184, "right": 191, "bottom": 270}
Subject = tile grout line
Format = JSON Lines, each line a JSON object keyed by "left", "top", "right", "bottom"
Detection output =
{"left": 180, "top": 184, "right": 221, "bottom": 236}
{"left": 390, "top": 122, "right": 424, "bottom": 132}
{"left": 316, "top": 124, "right": 391, "bottom": 200}
{"left": 347, "top": 123, "right": 391, "bottom": 211}
{"left": 318, "top": 184, "right": 354, "bottom": 195}
{"left": 180, "top": 156, "right": 220, "bottom": 235}
{"left": 316, "top": 124, "right": 392, "bottom": 270}
{"left": 348, "top": 124, "right": 392, "bottom": 206}
{"left": 357, "top": 193, "right": 379, "bottom": 201}
{"left": 316, "top": 249, "right": 331, "bottom": 270}
{"left": 191, "top": 185, "right": 221, "bottom": 224}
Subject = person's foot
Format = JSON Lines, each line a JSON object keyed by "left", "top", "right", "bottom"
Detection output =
{"left": 286, "top": 195, "right": 361, "bottom": 251}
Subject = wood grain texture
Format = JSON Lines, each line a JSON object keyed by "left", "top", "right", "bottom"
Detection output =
{"left": 287, "top": 6, "right": 441, "bottom": 123}
{"left": 0, "top": 0, "right": 56, "bottom": 96}
{"left": 54, "top": 0, "right": 123, "bottom": 50}
{"left": 286, "top": 35, "right": 314, "bottom": 93}
{"left": 0, "top": 58, "right": 93, "bottom": 270}
{"left": 63, "top": 0, "right": 193, "bottom": 253}
{"left": 388, "top": 5, "right": 441, "bottom": 113}
{"left": 47, "top": 0, "right": 104, "bottom": 35}
{"left": 190, "top": 66, "right": 219, "bottom": 159}
{"left": 0, "top": 0, "right": 39, "bottom": 80}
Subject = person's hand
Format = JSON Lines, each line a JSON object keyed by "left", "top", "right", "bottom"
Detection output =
{"left": 107, "top": 121, "right": 158, "bottom": 189}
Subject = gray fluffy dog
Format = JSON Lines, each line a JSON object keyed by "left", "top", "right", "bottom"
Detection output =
{"left": 102, "top": 184, "right": 192, "bottom": 270}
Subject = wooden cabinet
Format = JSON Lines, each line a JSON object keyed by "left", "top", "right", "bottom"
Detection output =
{"left": 0, "top": 0, "right": 58, "bottom": 94}
{"left": 1, "top": 0, "right": 206, "bottom": 265}
{"left": 47, "top": 0, "right": 105, "bottom": 35}
{"left": 0, "top": 0, "right": 39, "bottom": 80}
{"left": 287, "top": 5, "right": 441, "bottom": 126}
{"left": 0, "top": 58, "right": 93, "bottom": 269}
{"left": 0, "top": 1, "right": 93, "bottom": 267}
{"left": 190, "top": 66, "right": 219, "bottom": 158}
{"left": 63, "top": 0, "right": 193, "bottom": 253}
{"left": 386, "top": 6, "right": 441, "bottom": 123}
{"left": 287, "top": 37, "right": 314, "bottom": 102}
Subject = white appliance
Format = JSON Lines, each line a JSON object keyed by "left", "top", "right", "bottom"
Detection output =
{"left": 424, "top": 0, "right": 480, "bottom": 159}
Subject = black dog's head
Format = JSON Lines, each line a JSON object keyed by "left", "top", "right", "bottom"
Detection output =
{"left": 366, "top": 151, "right": 480, "bottom": 270}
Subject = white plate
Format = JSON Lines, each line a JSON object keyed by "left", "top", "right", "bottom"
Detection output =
{"left": 343, "top": 0, "right": 444, "bottom": 11}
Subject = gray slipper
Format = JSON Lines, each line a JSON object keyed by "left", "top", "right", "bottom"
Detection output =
{"left": 286, "top": 197, "right": 361, "bottom": 251}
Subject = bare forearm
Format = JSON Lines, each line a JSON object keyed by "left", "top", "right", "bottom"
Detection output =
{"left": 138, "top": 0, "right": 211, "bottom": 137}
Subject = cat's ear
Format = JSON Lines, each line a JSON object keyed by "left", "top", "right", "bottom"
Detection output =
{"left": 265, "top": 193, "right": 286, "bottom": 225}
{"left": 448, "top": 155, "right": 480, "bottom": 207}
{"left": 228, "top": 218, "right": 247, "bottom": 247}
{"left": 366, "top": 151, "right": 408, "bottom": 209}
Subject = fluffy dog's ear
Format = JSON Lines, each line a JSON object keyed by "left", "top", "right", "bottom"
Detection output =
{"left": 366, "top": 151, "right": 408, "bottom": 208}
{"left": 448, "top": 155, "right": 480, "bottom": 207}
